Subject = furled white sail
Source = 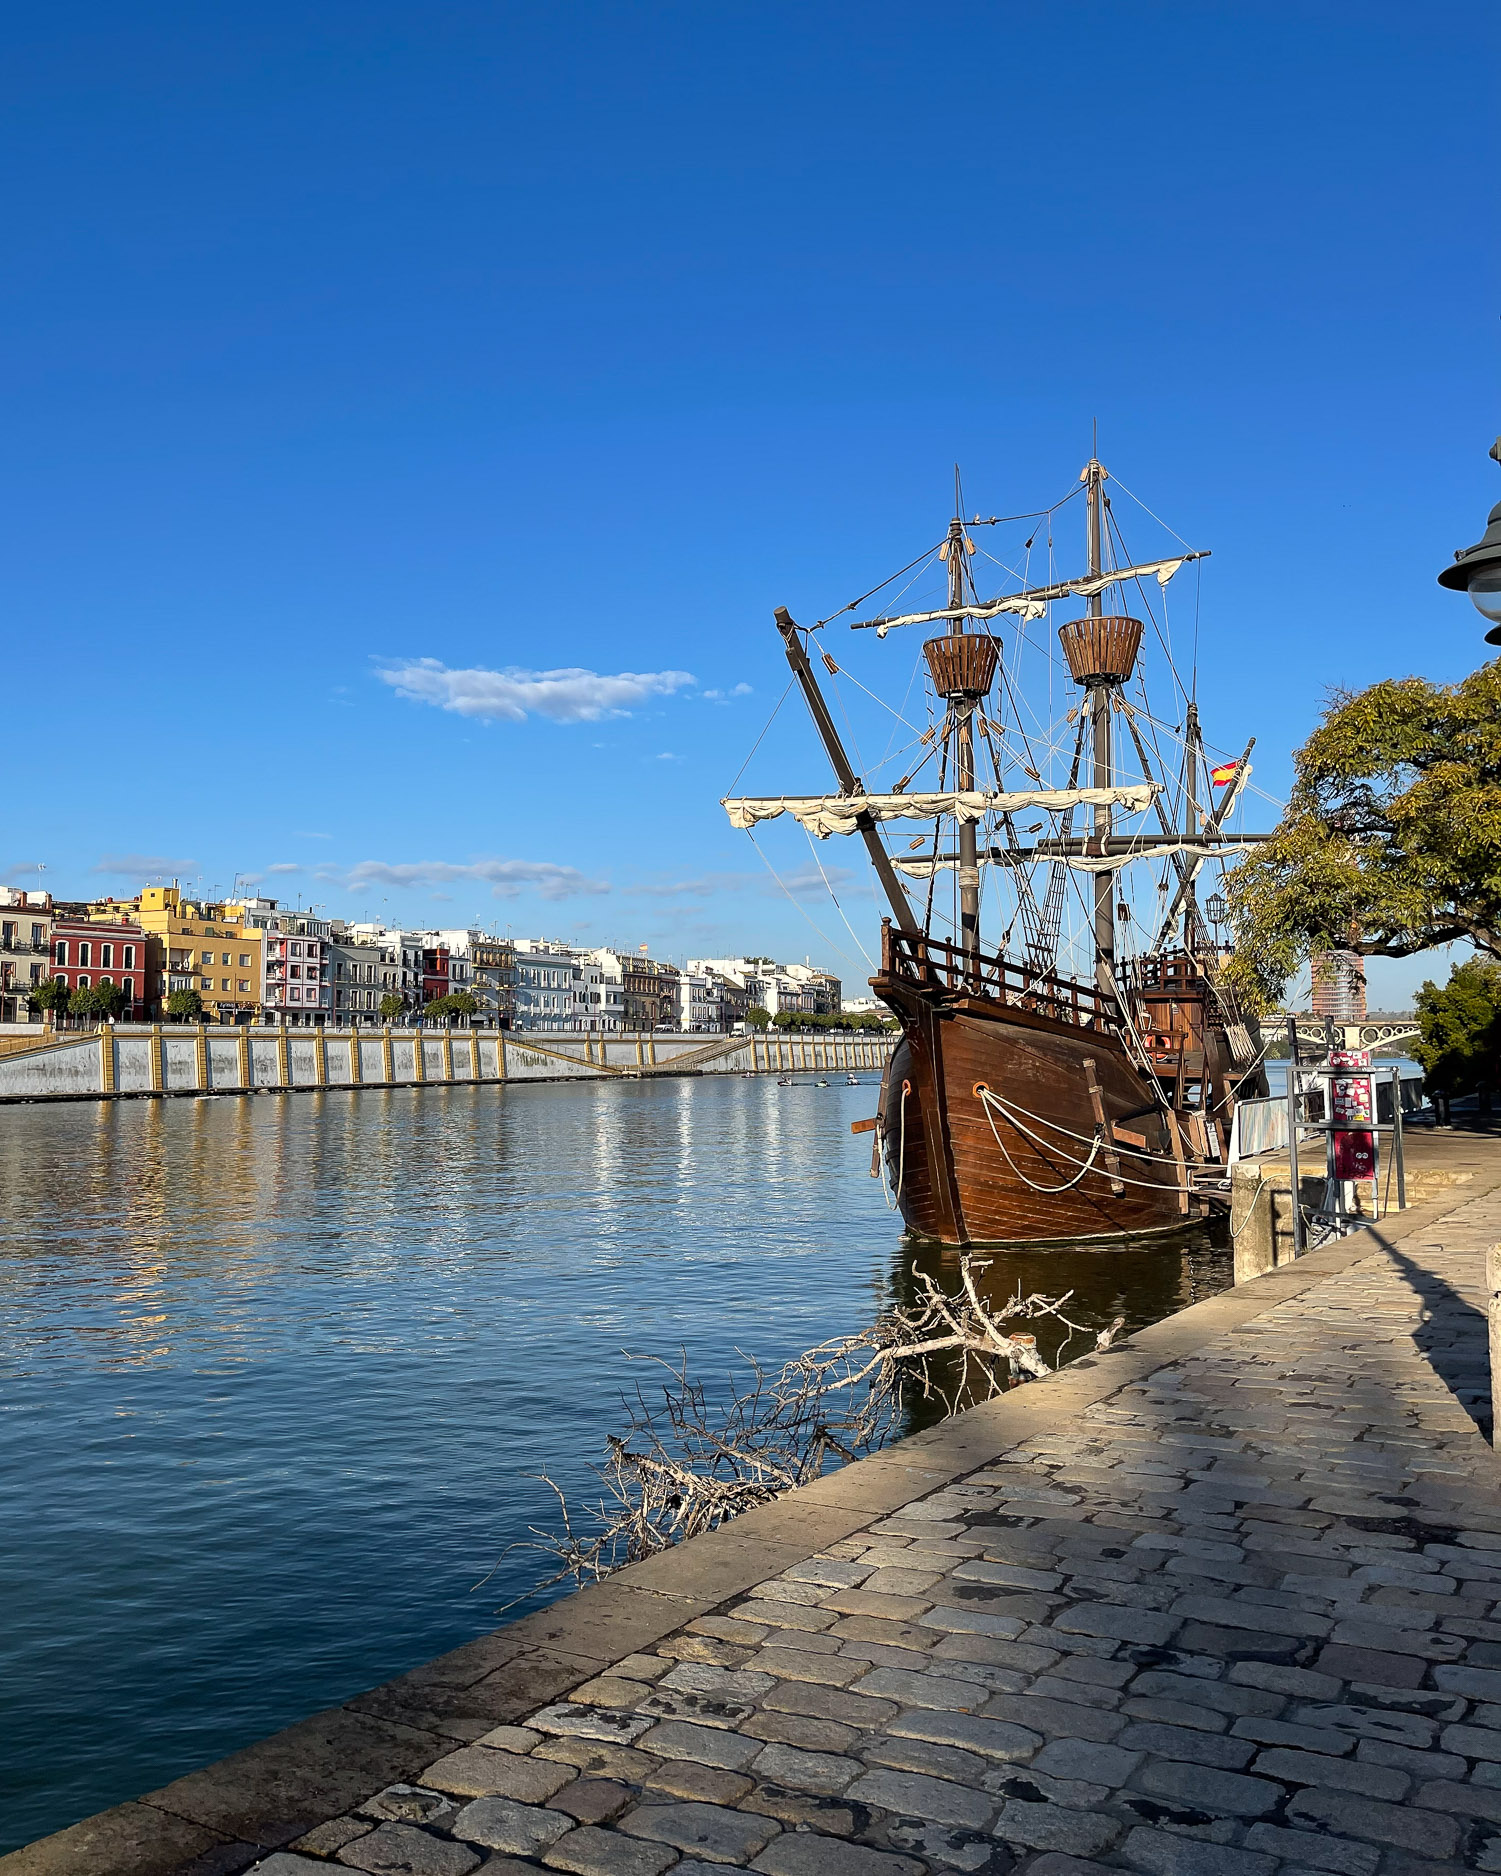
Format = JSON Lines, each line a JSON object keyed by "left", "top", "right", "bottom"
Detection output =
{"left": 893, "top": 837, "right": 1242, "bottom": 878}
{"left": 854, "top": 554, "right": 1204, "bottom": 633}
{"left": 723, "top": 784, "right": 1158, "bottom": 839}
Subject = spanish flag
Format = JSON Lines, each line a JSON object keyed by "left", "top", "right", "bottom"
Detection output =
{"left": 1210, "top": 759, "right": 1241, "bottom": 786}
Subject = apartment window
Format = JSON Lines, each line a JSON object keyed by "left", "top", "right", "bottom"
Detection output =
{"left": 201, "top": 978, "right": 212, "bottom": 991}
{"left": 123, "top": 946, "right": 135, "bottom": 968}
{"left": 79, "top": 942, "right": 91, "bottom": 967}
{"left": 101, "top": 945, "right": 114, "bottom": 967}
{"left": 77, "top": 974, "right": 89, "bottom": 988}
{"left": 124, "top": 978, "right": 133, "bottom": 996}
{"left": 290, "top": 987, "right": 301, "bottom": 1001}
{"left": 29, "top": 924, "right": 42, "bottom": 946}
{"left": 221, "top": 979, "right": 230, "bottom": 992}
{"left": 30, "top": 965, "right": 41, "bottom": 985}
{"left": 100, "top": 975, "right": 113, "bottom": 987}
{"left": 239, "top": 954, "right": 249, "bottom": 967}
{"left": 237, "top": 980, "right": 248, "bottom": 992}
{"left": 55, "top": 941, "right": 67, "bottom": 965}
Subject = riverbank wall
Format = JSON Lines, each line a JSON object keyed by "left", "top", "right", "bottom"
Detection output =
{"left": 9, "top": 1128, "right": 1501, "bottom": 1876}
{"left": 0, "top": 1023, "right": 895, "bottom": 1104}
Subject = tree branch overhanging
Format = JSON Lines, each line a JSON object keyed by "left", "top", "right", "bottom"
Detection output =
{"left": 1219, "top": 661, "right": 1501, "bottom": 1012}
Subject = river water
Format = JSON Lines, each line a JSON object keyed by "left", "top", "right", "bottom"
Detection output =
{"left": 0, "top": 1076, "right": 1229, "bottom": 1853}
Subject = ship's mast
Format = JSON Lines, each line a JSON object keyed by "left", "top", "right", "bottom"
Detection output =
{"left": 947, "top": 514, "right": 982, "bottom": 969}
{"left": 1182, "top": 700, "right": 1206, "bottom": 954}
{"left": 1083, "top": 459, "right": 1114, "bottom": 987}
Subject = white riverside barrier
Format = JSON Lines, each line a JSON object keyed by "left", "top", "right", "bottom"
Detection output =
{"left": 0, "top": 1024, "right": 896, "bottom": 1104}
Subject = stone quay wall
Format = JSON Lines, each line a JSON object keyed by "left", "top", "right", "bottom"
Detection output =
{"left": 0, "top": 1025, "right": 895, "bottom": 1105}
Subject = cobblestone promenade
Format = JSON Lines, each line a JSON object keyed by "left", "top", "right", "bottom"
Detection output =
{"left": 11, "top": 1155, "right": 1501, "bottom": 1876}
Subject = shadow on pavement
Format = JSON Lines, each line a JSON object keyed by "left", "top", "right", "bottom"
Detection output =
{"left": 1369, "top": 1230, "right": 1492, "bottom": 1438}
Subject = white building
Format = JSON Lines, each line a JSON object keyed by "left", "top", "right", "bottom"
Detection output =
{"left": 349, "top": 926, "right": 428, "bottom": 1012}
{"left": 673, "top": 971, "right": 725, "bottom": 1032}
{"left": 512, "top": 940, "right": 580, "bottom": 1031}
{"left": 570, "top": 957, "right": 623, "bottom": 1032}
{"left": 580, "top": 950, "right": 627, "bottom": 1032}
{"left": 782, "top": 962, "right": 842, "bottom": 1014}
{"left": 686, "top": 957, "right": 840, "bottom": 1021}
{"left": 687, "top": 957, "right": 773, "bottom": 1010}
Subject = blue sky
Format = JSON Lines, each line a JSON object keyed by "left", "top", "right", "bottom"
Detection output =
{"left": 2, "top": 2, "right": 1495, "bottom": 1003}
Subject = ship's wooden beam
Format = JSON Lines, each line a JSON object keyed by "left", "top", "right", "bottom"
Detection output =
{"left": 774, "top": 608, "right": 922, "bottom": 936}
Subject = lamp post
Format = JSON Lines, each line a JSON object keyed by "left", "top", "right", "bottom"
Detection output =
{"left": 1437, "top": 439, "right": 1501, "bottom": 646}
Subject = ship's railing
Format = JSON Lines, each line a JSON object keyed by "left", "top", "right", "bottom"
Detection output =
{"left": 1120, "top": 951, "right": 1212, "bottom": 996}
{"left": 883, "top": 925, "right": 1114, "bottom": 1032}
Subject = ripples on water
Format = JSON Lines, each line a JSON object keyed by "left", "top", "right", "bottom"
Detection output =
{"left": 0, "top": 1076, "right": 1228, "bottom": 1851}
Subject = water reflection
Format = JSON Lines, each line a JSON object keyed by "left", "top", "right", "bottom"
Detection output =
{"left": 892, "top": 1225, "right": 1231, "bottom": 1433}
{"left": 0, "top": 1076, "right": 1231, "bottom": 1856}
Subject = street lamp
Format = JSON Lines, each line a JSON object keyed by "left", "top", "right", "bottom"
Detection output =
{"left": 1205, "top": 892, "right": 1228, "bottom": 927}
{"left": 1437, "top": 439, "right": 1501, "bottom": 646}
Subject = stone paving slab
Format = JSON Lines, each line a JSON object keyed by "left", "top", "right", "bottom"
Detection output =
{"left": 8, "top": 1143, "right": 1501, "bottom": 1876}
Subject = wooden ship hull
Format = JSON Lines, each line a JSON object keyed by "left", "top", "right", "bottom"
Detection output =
{"left": 873, "top": 924, "right": 1190, "bottom": 1245}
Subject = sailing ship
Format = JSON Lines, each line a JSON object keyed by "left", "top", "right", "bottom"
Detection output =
{"left": 723, "top": 457, "right": 1270, "bottom": 1247}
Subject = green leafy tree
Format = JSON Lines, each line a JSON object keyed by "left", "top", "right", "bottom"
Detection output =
{"left": 378, "top": 993, "right": 405, "bottom": 1021}
{"left": 1412, "top": 960, "right": 1501, "bottom": 1102}
{"left": 422, "top": 995, "right": 453, "bottom": 1022}
{"left": 27, "top": 977, "right": 71, "bottom": 1016}
{"left": 446, "top": 991, "right": 478, "bottom": 1021}
{"left": 165, "top": 988, "right": 204, "bottom": 1021}
{"left": 89, "top": 981, "right": 127, "bottom": 1021}
{"left": 745, "top": 1006, "right": 771, "bottom": 1029}
{"left": 1223, "top": 662, "right": 1501, "bottom": 1012}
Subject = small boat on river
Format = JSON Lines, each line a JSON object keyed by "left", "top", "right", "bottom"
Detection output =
{"left": 724, "top": 457, "right": 1269, "bottom": 1247}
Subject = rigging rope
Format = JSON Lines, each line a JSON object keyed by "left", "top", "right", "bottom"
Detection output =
{"left": 976, "top": 1083, "right": 1201, "bottom": 1196}
{"left": 723, "top": 679, "right": 795, "bottom": 799}
{"left": 802, "top": 825, "right": 875, "bottom": 970}
{"left": 877, "top": 1080, "right": 910, "bottom": 1210}
{"left": 977, "top": 1085, "right": 1104, "bottom": 1193}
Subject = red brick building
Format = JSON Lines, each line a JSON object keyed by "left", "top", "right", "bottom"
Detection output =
{"left": 50, "top": 914, "right": 152, "bottom": 1018}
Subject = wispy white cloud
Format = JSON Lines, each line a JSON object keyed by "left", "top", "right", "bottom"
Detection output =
{"left": 292, "top": 830, "right": 332, "bottom": 840}
{"left": 631, "top": 872, "right": 747, "bottom": 900}
{"left": 377, "top": 659, "right": 696, "bottom": 724}
{"left": 93, "top": 852, "right": 197, "bottom": 877}
{"left": 702, "top": 683, "right": 754, "bottom": 702}
{"left": 628, "top": 863, "right": 853, "bottom": 904}
{"left": 775, "top": 864, "right": 856, "bottom": 901}
{"left": 342, "top": 858, "right": 609, "bottom": 902}
{"left": 264, "top": 862, "right": 303, "bottom": 875}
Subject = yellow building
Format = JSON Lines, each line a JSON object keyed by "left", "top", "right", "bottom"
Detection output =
{"left": 101, "top": 886, "right": 264, "bottom": 1024}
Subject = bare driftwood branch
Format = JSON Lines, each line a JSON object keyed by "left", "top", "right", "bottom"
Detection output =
{"left": 495, "top": 1256, "right": 1125, "bottom": 1605}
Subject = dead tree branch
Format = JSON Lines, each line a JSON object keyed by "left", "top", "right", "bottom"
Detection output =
{"left": 496, "top": 1255, "right": 1125, "bottom": 1604}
